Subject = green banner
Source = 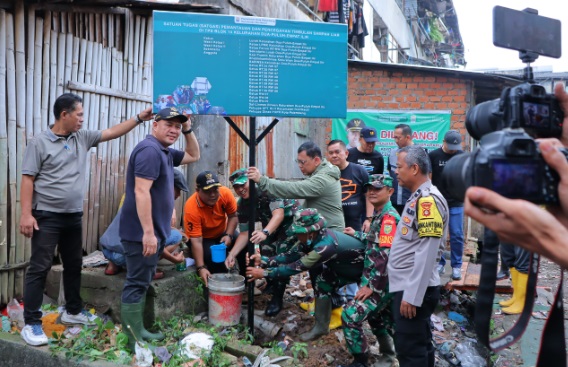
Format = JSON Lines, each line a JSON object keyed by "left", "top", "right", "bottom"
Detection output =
{"left": 332, "top": 110, "right": 452, "bottom": 170}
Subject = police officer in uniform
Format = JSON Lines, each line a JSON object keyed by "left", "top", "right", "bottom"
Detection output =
{"left": 341, "top": 175, "right": 401, "bottom": 367}
{"left": 388, "top": 145, "right": 448, "bottom": 367}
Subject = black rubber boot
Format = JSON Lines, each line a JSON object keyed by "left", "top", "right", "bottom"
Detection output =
{"left": 265, "top": 280, "right": 286, "bottom": 317}
{"left": 377, "top": 333, "right": 398, "bottom": 365}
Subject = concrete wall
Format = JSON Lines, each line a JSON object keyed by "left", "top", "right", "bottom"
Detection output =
{"left": 366, "top": 0, "right": 423, "bottom": 59}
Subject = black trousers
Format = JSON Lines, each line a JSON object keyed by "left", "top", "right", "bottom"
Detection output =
{"left": 24, "top": 210, "right": 84, "bottom": 325}
{"left": 392, "top": 286, "right": 440, "bottom": 367}
{"left": 500, "top": 243, "right": 530, "bottom": 274}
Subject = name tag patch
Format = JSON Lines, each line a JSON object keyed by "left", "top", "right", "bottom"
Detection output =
{"left": 417, "top": 196, "right": 443, "bottom": 237}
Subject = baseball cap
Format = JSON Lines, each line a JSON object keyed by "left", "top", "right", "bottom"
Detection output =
{"left": 196, "top": 171, "right": 221, "bottom": 190}
{"left": 173, "top": 169, "right": 189, "bottom": 192}
{"left": 346, "top": 118, "right": 366, "bottom": 131}
{"left": 154, "top": 107, "right": 188, "bottom": 123}
{"left": 444, "top": 130, "right": 462, "bottom": 150}
{"left": 229, "top": 168, "right": 248, "bottom": 186}
{"left": 364, "top": 174, "right": 394, "bottom": 189}
{"left": 360, "top": 127, "right": 379, "bottom": 143}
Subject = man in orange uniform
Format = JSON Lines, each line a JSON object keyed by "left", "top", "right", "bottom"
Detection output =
{"left": 184, "top": 171, "right": 239, "bottom": 286}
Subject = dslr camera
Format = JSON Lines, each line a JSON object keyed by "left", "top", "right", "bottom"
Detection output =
{"left": 443, "top": 7, "right": 564, "bottom": 205}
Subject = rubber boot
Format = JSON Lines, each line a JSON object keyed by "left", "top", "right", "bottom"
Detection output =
{"left": 337, "top": 353, "right": 369, "bottom": 367}
{"left": 121, "top": 302, "right": 146, "bottom": 352}
{"left": 265, "top": 281, "right": 286, "bottom": 317}
{"left": 329, "top": 307, "right": 343, "bottom": 330}
{"left": 377, "top": 333, "right": 397, "bottom": 365}
{"left": 499, "top": 268, "right": 518, "bottom": 307}
{"left": 300, "top": 297, "right": 331, "bottom": 341}
{"left": 140, "top": 296, "right": 164, "bottom": 341}
{"left": 502, "top": 271, "right": 528, "bottom": 315}
{"left": 300, "top": 300, "right": 315, "bottom": 312}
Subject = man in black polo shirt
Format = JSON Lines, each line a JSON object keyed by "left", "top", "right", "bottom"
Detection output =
{"left": 347, "top": 127, "right": 385, "bottom": 175}
{"left": 119, "top": 107, "right": 200, "bottom": 351}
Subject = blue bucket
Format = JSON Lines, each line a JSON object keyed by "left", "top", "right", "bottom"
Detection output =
{"left": 210, "top": 243, "right": 227, "bottom": 263}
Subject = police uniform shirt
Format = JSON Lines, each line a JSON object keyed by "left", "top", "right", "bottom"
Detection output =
{"left": 387, "top": 180, "right": 448, "bottom": 306}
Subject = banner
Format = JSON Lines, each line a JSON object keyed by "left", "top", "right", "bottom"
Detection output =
{"left": 153, "top": 11, "right": 347, "bottom": 118}
{"left": 332, "top": 110, "right": 452, "bottom": 171}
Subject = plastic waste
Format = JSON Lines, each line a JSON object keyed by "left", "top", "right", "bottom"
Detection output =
{"left": 134, "top": 342, "right": 153, "bottom": 367}
{"left": 7, "top": 299, "right": 24, "bottom": 328}
{"left": 154, "top": 346, "right": 172, "bottom": 364}
{"left": 448, "top": 311, "right": 468, "bottom": 326}
{"left": 454, "top": 342, "right": 487, "bottom": 367}
{"left": 180, "top": 332, "right": 214, "bottom": 359}
{"left": 1, "top": 316, "right": 11, "bottom": 332}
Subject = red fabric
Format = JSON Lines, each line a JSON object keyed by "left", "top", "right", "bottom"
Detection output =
{"left": 318, "top": 0, "right": 338, "bottom": 12}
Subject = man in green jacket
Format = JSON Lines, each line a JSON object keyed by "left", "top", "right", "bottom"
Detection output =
{"left": 247, "top": 141, "right": 345, "bottom": 231}
{"left": 248, "top": 142, "right": 345, "bottom": 337}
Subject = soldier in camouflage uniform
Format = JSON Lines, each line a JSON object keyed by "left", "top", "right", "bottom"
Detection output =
{"left": 226, "top": 168, "right": 300, "bottom": 316}
{"left": 340, "top": 175, "right": 400, "bottom": 367}
{"left": 246, "top": 208, "right": 366, "bottom": 341}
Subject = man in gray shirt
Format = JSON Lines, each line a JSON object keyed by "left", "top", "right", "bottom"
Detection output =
{"left": 387, "top": 145, "right": 448, "bottom": 367}
{"left": 19, "top": 93, "right": 153, "bottom": 346}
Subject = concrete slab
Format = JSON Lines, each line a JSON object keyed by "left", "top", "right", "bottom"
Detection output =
{"left": 45, "top": 264, "right": 207, "bottom": 326}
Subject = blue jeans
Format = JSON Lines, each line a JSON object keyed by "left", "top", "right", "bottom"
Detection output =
{"left": 103, "top": 229, "right": 182, "bottom": 268}
{"left": 439, "top": 206, "right": 464, "bottom": 269}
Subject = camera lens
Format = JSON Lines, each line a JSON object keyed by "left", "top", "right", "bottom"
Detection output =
{"left": 441, "top": 153, "right": 473, "bottom": 202}
{"left": 466, "top": 99, "right": 502, "bottom": 140}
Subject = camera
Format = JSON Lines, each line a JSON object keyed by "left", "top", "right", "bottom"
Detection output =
{"left": 466, "top": 83, "right": 564, "bottom": 140}
{"left": 442, "top": 6, "right": 564, "bottom": 205}
{"left": 443, "top": 129, "right": 566, "bottom": 205}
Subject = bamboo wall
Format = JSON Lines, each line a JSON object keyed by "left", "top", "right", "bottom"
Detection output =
{"left": 0, "top": 2, "right": 192, "bottom": 304}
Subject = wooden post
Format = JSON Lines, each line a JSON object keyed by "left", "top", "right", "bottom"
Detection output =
{"left": 41, "top": 11, "right": 51, "bottom": 130}
{"left": 25, "top": 4, "right": 36, "bottom": 141}
{"left": 0, "top": 9, "right": 9, "bottom": 304}
{"left": 33, "top": 18, "right": 43, "bottom": 137}
{"left": 15, "top": 0, "right": 27, "bottom": 298}
{"left": 6, "top": 12, "right": 17, "bottom": 301}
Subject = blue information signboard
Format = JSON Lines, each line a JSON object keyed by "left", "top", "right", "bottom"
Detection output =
{"left": 153, "top": 11, "right": 347, "bottom": 118}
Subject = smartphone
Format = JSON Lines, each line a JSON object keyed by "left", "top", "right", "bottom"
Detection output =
{"left": 493, "top": 6, "right": 561, "bottom": 59}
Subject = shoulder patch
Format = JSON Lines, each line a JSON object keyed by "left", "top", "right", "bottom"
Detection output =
{"left": 378, "top": 215, "right": 397, "bottom": 248}
{"left": 417, "top": 196, "right": 443, "bottom": 238}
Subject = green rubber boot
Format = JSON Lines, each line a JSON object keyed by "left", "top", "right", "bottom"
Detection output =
{"left": 300, "top": 297, "right": 331, "bottom": 341}
{"left": 140, "top": 296, "right": 164, "bottom": 341}
{"left": 121, "top": 302, "right": 146, "bottom": 352}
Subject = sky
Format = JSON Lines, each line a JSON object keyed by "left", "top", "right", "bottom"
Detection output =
{"left": 452, "top": 1, "right": 568, "bottom": 72}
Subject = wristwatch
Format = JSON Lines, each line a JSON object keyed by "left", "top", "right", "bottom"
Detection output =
{"left": 135, "top": 114, "right": 144, "bottom": 124}
{"left": 223, "top": 232, "right": 235, "bottom": 241}
{"left": 182, "top": 128, "right": 193, "bottom": 135}
{"left": 262, "top": 229, "right": 270, "bottom": 236}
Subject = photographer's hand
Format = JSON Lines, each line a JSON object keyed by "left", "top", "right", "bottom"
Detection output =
{"left": 553, "top": 83, "right": 568, "bottom": 147}
{"left": 465, "top": 187, "right": 568, "bottom": 269}
{"left": 538, "top": 139, "right": 568, "bottom": 228}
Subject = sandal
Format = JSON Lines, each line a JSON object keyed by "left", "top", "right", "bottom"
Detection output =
{"left": 104, "top": 262, "right": 122, "bottom": 275}
{"left": 153, "top": 269, "right": 165, "bottom": 280}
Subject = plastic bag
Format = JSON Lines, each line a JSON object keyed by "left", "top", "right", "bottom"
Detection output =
{"left": 7, "top": 299, "right": 24, "bottom": 328}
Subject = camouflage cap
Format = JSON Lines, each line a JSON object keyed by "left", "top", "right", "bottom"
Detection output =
{"left": 229, "top": 168, "right": 248, "bottom": 186}
{"left": 287, "top": 208, "right": 327, "bottom": 236}
{"left": 364, "top": 174, "right": 394, "bottom": 189}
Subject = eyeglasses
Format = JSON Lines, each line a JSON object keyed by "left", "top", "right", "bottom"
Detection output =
{"left": 233, "top": 185, "right": 246, "bottom": 192}
{"left": 295, "top": 158, "right": 310, "bottom": 166}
